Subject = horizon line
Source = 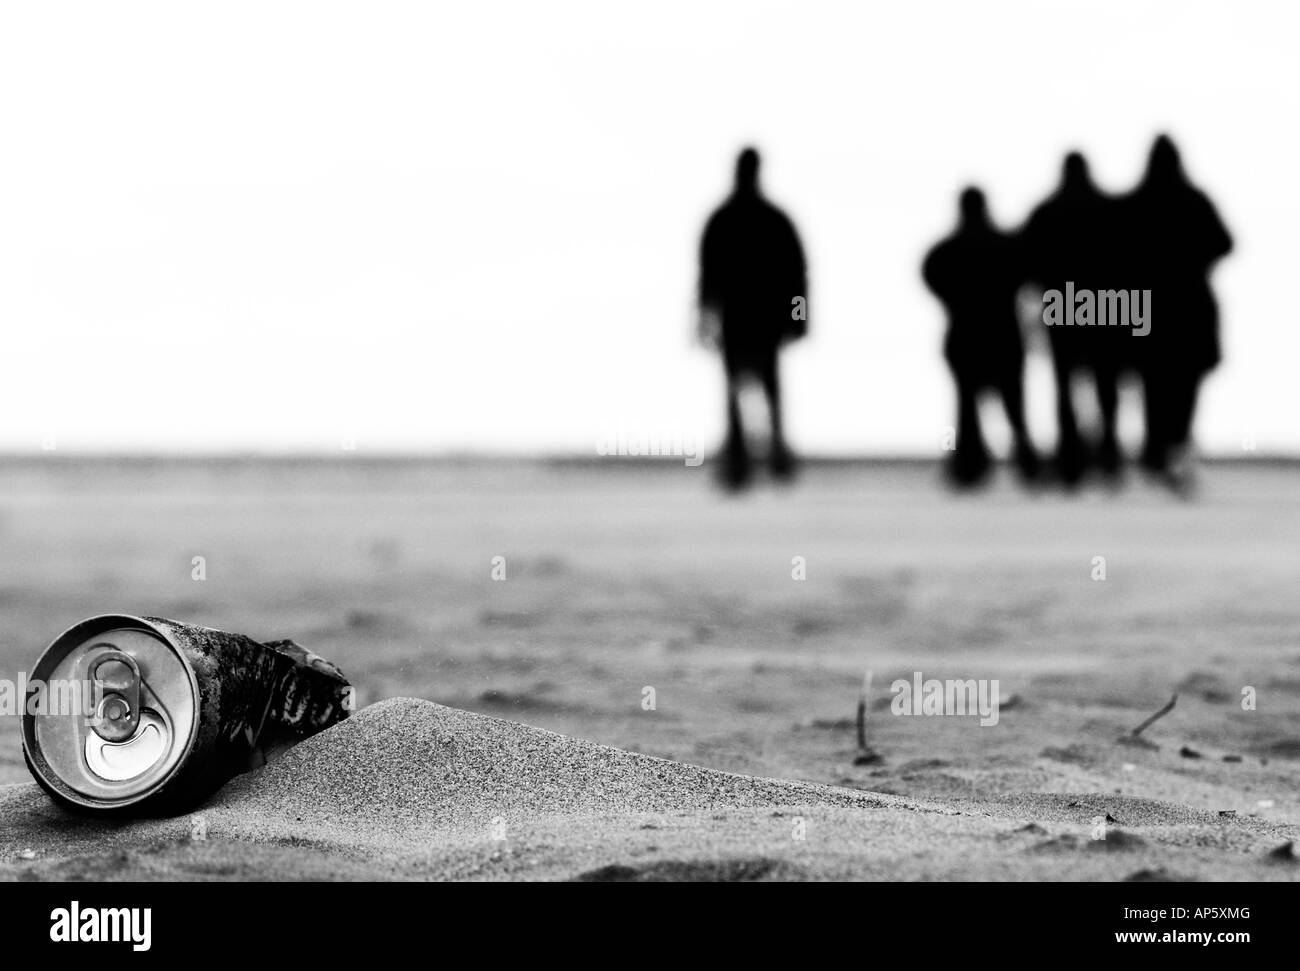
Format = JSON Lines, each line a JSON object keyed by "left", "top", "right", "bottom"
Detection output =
{"left": 3, "top": 451, "right": 1299, "bottom": 467}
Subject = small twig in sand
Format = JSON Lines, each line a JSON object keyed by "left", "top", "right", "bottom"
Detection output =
{"left": 1119, "top": 693, "right": 1177, "bottom": 746}
{"left": 856, "top": 670, "right": 870, "bottom": 750}
{"left": 854, "top": 669, "right": 883, "bottom": 765}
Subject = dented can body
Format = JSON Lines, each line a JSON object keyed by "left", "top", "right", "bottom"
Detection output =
{"left": 22, "top": 615, "right": 351, "bottom": 815}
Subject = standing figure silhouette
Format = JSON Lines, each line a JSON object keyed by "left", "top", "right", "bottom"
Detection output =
{"left": 1023, "top": 153, "right": 1124, "bottom": 484}
{"left": 923, "top": 187, "right": 1040, "bottom": 486}
{"left": 698, "top": 148, "right": 807, "bottom": 489}
{"left": 1128, "top": 134, "right": 1233, "bottom": 489}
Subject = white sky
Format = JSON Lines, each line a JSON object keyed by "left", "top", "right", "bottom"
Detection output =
{"left": 1, "top": 1, "right": 1295, "bottom": 454}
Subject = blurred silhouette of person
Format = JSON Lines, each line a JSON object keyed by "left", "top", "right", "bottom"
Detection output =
{"left": 698, "top": 148, "right": 807, "bottom": 489}
{"left": 1127, "top": 134, "right": 1232, "bottom": 489}
{"left": 1023, "top": 152, "right": 1127, "bottom": 484}
{"left": 922, "top": 187, "right": 1040, "bottom": 486}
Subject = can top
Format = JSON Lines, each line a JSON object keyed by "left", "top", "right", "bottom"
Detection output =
{"left": 22, "top": 615, "right": 199, "bottom": 808}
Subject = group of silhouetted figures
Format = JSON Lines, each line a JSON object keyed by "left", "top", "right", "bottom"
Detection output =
{"left": 697, "top": 138, "right": 1231, "bottom": 493}
{"left": 924, "top": 135, "right": 1232, "bottom": 491}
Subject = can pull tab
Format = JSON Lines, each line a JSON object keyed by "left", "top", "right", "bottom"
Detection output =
{"left": 91, "top": 651, "right": 141, "bottom": 743}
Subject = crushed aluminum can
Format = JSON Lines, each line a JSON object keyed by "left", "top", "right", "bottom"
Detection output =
{"left": 22, "top": 614, "right": 352, "bottom": 815}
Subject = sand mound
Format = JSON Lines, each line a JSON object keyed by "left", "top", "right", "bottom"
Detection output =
{"left": 2, "top": 699, "right": 1295, "bottom": 881}
{"left": 213, "top": 698, "right": 885, "bottom": 835}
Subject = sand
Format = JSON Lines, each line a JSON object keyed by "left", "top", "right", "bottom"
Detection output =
{"left": 0, "top": 697, "right": 1295, "bottom": 881}
{"left": 1, "top": 458, "right": 1299, "bottom": 880}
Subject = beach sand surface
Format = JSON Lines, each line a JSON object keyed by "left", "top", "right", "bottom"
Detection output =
{"left": 0, "top": 459, "right": 1297, "bottom": 880}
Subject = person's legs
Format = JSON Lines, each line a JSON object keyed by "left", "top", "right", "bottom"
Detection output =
{"left": 1167, "top": 370, "right": 1202, "bottom": 449}
{"left": 1095, "top": 364, "right": 1122, "bottom": 476}
{"left": 760, "top": 350, "right": 797, "bottom": 479}
{"left": 1139, "top": 369, "right": 1169, "bottom": 473}
{"left": 718, "top": 345, "right": 753, "bottom": 489}
{"left": 950, "top": 371, "right": 991, "bottom": 485}
{"left": 1053, "top": 354, "right": 1086, "bottom": 485}
{"left": 1152, "top": 369, "right": 1201, "bottom": 495}
{"left": 998, "top": 367, "right": 1040, "bottom": 480}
